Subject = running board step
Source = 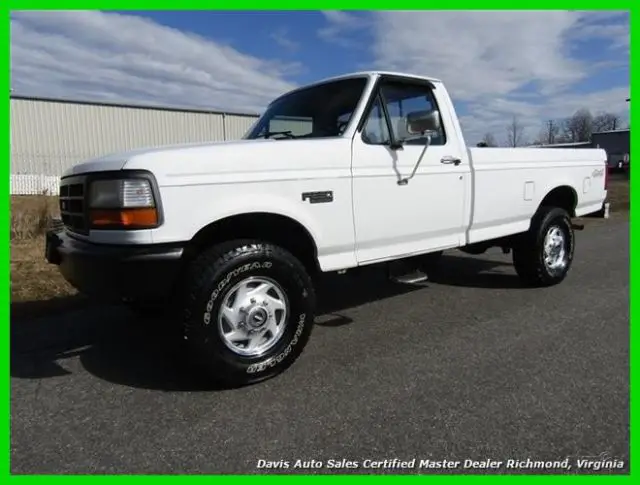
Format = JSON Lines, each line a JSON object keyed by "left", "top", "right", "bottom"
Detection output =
{"left": 390, "top": 270, "right": 429, "bottom": 284}
{"left": 388, "top": 259, "right": 429, "bottom": 285}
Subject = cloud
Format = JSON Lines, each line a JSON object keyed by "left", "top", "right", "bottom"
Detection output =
{"left": 370, "top": 11, "right": 592, "bottom": 100}
{"left": 318, "top": 10, "right": 629, "bottom": 143}
{"left": 459, "top": 86, "right": 630, "bottom": 145}
{"left": 317, "top": 10, "right": 369, "bottom": 48}
{"left": 10, "top": 10, "right": 300, "bottom": 113}
{"left": 11, "top": 10, "right": 630, "bottom": 146}
{"left": 569, "top": 10, "right": 630, "bottom": 53}
{"left": 362, "top": 10, "right": 629, "bottom": 144}
{"left": 270, "top": 27, "right": 300, "bottom": 52}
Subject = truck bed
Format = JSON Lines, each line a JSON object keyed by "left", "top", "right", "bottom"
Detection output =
{"left": 465, "top": 147, "right": 608, "bottom": 244}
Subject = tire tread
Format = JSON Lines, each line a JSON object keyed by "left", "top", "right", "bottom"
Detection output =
{"left": 512, "top": 206, "right": 574, "bottom": 287}
{"left": 179, "top": 239, "right": 315, "bottom": 386}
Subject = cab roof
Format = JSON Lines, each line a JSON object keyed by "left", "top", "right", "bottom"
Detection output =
{"left": 270, "top": 71, "right": 443, "bottom": 104}
{"left": 315, "top": 70, "right": 443, "bottom": 85}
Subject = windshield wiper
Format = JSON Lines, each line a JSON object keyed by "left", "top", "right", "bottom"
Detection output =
{"left": 263, "top": 130, "right": 296, "bottom": 139}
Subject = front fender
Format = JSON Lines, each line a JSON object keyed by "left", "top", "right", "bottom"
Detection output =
{"left": 152, "top": 179, "right": 358, "bottom": 272}
{"left": 186, "top": 192, "right": 323, "bottom": 246}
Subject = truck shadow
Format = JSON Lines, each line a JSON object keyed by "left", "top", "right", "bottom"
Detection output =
{"left": 427, "top": 253, "right": 525, "bottom": 289}
{"left": 10, "top": 294, "right": 92, "bottom": 323}
{"left": 10, "top": 254, "right": 515, "bottom": 391}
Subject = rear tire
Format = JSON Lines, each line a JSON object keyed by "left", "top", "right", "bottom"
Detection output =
{"left": 180, "top": 240, "right": 316, "bottom": 387}
{"left": 512, "top": 206, "right": 575, "bottom": 287}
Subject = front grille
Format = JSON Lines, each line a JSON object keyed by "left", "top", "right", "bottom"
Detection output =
{"left": 59, "top": 176, "right": 89, "bottom": 234}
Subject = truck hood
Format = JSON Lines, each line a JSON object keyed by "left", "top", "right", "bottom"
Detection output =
{"left": 62, "top": 139, "right": 272, "bottom": 177}
{"left": 62, "top": 137, "right": 351, "bottom": 186}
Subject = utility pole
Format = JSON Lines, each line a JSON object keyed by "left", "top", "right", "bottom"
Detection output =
{"left": 546, "top": 119, "right": 557, "bottom": 144}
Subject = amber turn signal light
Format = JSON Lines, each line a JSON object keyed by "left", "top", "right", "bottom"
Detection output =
{"left": 90, "top": 208, "right": 159, "bottom": 228}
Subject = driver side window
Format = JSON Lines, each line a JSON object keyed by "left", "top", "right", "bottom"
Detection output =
{"left": 361, "top": 80, "right": 447, "bottom": 146}
{"left": 382, "top": 82, "right": 446, "bottom": 146}
{"left": 362, "top": 96, "right": 391, "bottom": 145}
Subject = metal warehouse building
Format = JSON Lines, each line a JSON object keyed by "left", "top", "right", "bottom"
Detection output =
{"left": 592, "top": 129, "right": 630, "bottom": 169}
{"left": 10, "top": 95, "right": 260, "bottom": 195}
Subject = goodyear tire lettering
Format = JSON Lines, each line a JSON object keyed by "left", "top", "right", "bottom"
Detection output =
{"left": 246, "top": 313, "right": 307, "bottom": 374}
{"left": 202, "top": 261, "right": 272, "bottom": 325}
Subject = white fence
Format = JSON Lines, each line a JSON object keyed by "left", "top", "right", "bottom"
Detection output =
{"left": 10, "top": 96, "right": 259, "bottom": 195}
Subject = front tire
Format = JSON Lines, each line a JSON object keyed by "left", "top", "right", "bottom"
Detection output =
{"left": 181, "top": 240, "right": 316, "bottom": 387}
{"left": 512, "top": 206, "right": 575, "bottom": 287}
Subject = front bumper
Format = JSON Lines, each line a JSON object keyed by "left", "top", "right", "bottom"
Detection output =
{"left": 45, "top": 229, "right": 185, "bottom": 302}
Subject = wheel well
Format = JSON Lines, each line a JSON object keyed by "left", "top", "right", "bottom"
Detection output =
{"left": 539, "top": 186, "right": 577, "bottom": 217}
{"left": 183, "top": 213, "right": 320, "bottom": 275}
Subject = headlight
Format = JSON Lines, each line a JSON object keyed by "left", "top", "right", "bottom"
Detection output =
{"left": 89, "top": 179, "right": 154, "bottom": 208}
{"left": 88, "top": 178, "right": 159, "bottom": 229}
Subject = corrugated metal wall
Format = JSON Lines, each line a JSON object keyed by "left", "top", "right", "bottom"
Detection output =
{"left": 10, "top": 96, "right": 259, "bottom": 195}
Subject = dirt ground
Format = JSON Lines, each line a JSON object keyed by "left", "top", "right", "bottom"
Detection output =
{"left": 11, "top": 196, "right": 81, "bottom": 320}
{"left": 607, "top": 176, "right": 630, "bottom": 212}
{"left": 9, "top": 175, "right": 630, "bottom": 320}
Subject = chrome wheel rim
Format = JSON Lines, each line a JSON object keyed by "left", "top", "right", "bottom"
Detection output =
{"left": 217, "top": 276, "right": 289, "bottom": 357}
{"left": 543, "top": 226, "right": 567, "bottom": 274}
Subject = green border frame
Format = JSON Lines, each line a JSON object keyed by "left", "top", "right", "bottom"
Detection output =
{"left": 4, "top": 3, "right": 635, "bottom": 479}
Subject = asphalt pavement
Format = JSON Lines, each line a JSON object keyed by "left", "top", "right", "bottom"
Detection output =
{"left": 11, "top": 218, "right": 629, "bottom": 474}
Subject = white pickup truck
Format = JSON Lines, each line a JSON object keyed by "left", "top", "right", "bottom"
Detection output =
{"left": 46, "top": 71, "right": 608, "bottom": 386}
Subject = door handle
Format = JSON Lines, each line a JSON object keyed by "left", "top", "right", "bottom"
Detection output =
{"left": 441, "top": 156, "right": 461, "bottom": 166}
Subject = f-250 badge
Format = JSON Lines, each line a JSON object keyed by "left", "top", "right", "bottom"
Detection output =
{"left": 592, "top": 168, "right": 605, "bottom": 178}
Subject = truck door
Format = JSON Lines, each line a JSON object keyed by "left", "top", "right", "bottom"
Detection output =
{"left": 350, "top": 77, "right": 468, "bottom": 264}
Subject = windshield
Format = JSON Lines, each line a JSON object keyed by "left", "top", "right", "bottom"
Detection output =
{"left": 244, "top": 77, "right": 368, "bottom": 140}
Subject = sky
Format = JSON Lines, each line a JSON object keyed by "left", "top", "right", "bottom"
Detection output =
{"left": 10, "top": 10, "right": 630, "bottom": 145}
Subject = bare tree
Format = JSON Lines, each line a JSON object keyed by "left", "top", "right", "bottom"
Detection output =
{"left": 592, "top": 112, "right": 620, "bottom": 132}
{"left": 506, "top": 116, "right": 526, "bottom": 147}
{"left": 538, "top": 119, "right": 561, "bottom": 145}
{"left": 480, "top": 132, "right": 498, "bottom": 147}
{"left": 562, "top": 108, "right": 593, "bottom": 142}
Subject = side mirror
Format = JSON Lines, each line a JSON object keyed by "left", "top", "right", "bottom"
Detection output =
{"left": 394, "top": 109, "right": 442, "bottom": 186}
{"left": 406, "top": 109, "right": 441, "bottom": 137}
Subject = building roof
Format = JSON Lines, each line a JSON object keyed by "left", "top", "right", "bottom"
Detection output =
{"left": 9, "top": 93, "right": 260, "bottom": 118}
{"left": 592, "top": 128, "right": 630, "bottom": 135}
